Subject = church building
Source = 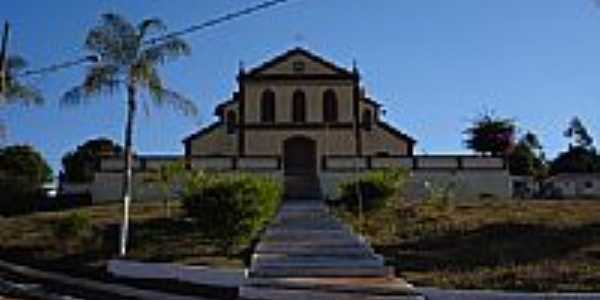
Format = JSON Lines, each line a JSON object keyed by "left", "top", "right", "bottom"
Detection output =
{"left": 89, "top": 48, "right": 511, "bottom": 202}
{"left": 183, "top": 48, "right": 415, "bottom": 176}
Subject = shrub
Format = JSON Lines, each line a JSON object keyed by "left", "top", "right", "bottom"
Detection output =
{"left": 0, "top": 178, "right": 42, "bottom": 216}
{"left": 0, "top": 145, "right": 52, "bottom": 216}
{"left": 424, "top": 179, "right": 459, "bottom": 210}
{"left": 337, "top": 168, "right": 408, "bottom": 213}
{"left": 182, "top": 173, "right": 282, "bottom": 255}
{"left": 50, "top": 211, "right": 96, "bottom": 254}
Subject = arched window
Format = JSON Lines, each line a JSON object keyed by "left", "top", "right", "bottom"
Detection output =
{"left": 323, "top": 89, "right": 338, "bottom": 122}
{"left": 292, "top": 90, "right": 306, "bottom": 123}
{"left": 261, "top": 89, "right": 276, "bottom": 123}
{"left": 362, "top": 109, "right": 372, "bottom": 131}
{"left": 226, "top": 110, "right": 237, "bottom": 134}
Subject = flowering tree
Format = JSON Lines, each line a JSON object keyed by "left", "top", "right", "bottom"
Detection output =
{"left": 464, "top": 112, "right": 516, "bottom": 156}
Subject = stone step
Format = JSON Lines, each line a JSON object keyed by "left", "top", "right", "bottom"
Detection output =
{"left": 248, "top": 265, "right": 391, "bottom": 278}
{"left": 252, "top": 254, "right": 384, "bottom": 268}
{"left": 262, "top": 230, "right": 365, "bottom": 243}
{"left": 257, "top": 239, "right": 371, "bottom": 248}
{"left": 240, "top": 277, "right": 424, "bottom": 300}
{"left": 254, "top": 244, "right": 374, "bottom": 256}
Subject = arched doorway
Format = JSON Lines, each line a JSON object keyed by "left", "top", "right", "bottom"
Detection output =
{"left": 283, "top": 136, "right": 317, "bottom": 176}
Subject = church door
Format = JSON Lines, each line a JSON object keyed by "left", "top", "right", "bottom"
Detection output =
{"left": 283, "top": 136, "right": 317, "bottom": 176}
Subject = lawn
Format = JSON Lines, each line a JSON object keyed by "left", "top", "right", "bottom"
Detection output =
{"left": 0, "top": 201, "right": 245, "bottom": 280}
{"left": 343, "top": 199, "right": 600, "bottom": 292}
{"left": 2, "top": 199, "right": 600, "bottom": 292}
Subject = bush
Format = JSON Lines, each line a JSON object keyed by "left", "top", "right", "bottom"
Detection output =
{"left": 337, "top": 169, "right": 408, "bottom": 213}
{"left": 0, "top": 178, "right": 42, "bottom": 216}
{"left": 182, "top": 173, "right": 282, "bottom": 255}
{"left": 0, "top": 145, "right": 52, "bottom": 216}
{"left": 424, "top": 179, "right": 460, "bottom": 210}
{"left": 50, "top": 211, "right": 96, "bottom": 254}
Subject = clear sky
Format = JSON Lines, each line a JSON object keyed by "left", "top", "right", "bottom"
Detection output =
{"left": 2, "top": 0, "right": 600, "bottom": 174}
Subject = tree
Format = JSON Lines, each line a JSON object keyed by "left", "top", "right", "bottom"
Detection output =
{"left": 464, "top": 112, "right": 516, "bottom": 156}
{"left": 0, "top": 22, "right": 43, "bottom": 139}
{"left": 0, "top": 145, "right": 52, "bottom": 183}
{"left": 550, "top": 117, "right": 599, "bottom": 175}
{"left": 550, "top": 147, "right": 600, "bottom": 175}
{"left": 62, "top": 14, "right": 197, "bottom": 257}
{"left": 0, "top": 145, "right": 52, "bottom": 215}
{"left": 147, "top": 160, "right": 185, "bottom": 218}
{"left": 61, "top": 137, "right": 123, "bottom": 183}
{"left": 564, "top": 117, "right": 594, "bottom": 150}
{"left": 508, "top": 132, "right": 546, "bottom": 177}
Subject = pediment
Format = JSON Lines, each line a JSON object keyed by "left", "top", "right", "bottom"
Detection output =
{"left": 246, "top": 48, "right": 354, "bottom": 77}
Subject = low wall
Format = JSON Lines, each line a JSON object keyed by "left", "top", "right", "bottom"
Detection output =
{"left": 91, "top": 155, "right": 509, "bottom": 202}
{"left": 319, "top": 169, "right": 510, "bottom": 201}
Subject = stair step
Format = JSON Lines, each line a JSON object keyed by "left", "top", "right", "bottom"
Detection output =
{"left": 249, "top": 266, "right": 391, "bottom": 278}
{"left": 255, "top": 246, "right": 374, "bottom": 256}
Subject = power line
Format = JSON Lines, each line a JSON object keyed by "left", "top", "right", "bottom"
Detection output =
{"left": 15, "top": 0, "right": 295, "bottom": 78}
{"left": 17, "top": 55, "right": 98, "bottom": 78}
{"left": 144, "top": 0, "right": 292, "bottom": 45}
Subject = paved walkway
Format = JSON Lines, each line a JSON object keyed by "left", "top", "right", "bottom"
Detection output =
{"left": 419, "top": 287, "right": 600, "bottom": 300}
{"left": 0, "top": 260, "right": 211, "bottom": 300}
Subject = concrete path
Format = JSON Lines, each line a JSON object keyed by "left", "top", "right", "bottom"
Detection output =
{"left": 419, "top": 287, "right": 600, "bottom": 300}
{"left": 0, "top": 260, "right": 211, "bottom": 300}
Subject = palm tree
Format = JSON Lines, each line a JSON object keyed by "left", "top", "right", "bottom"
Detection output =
{"left": 62, "top": 13, "right": 197, "bottom": 257}
{"left": 0, "top": 22, "right": 44, "bottom": 140}
{"left": 0, "top": 55, "right": 43, "bottom": 105}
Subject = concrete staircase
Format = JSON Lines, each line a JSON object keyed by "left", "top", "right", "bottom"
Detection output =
{"left": 283, "top": 176, "right": 322, "bottom": 199}
{"left": 249, "top": 200, "right": 387, "bottom": 278}
{"left": 241, "top": 199, "right": 424, "bottom": 299}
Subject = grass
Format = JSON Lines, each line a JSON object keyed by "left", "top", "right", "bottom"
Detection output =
{"left": 339, "top": 199, "right": 600, "bottom": 292}
{"left": 0, "top": 201, "right": 245, "bottom": 281}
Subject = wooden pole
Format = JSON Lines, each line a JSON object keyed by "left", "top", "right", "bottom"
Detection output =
{"left": 0, "top": 22, "right": 9, "bottom": 95}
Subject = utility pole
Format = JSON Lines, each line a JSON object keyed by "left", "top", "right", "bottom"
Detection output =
{"left": 0, "top": 22, "right": 9, "bottom": 96}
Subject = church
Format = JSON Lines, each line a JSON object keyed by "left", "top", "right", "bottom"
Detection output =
{"left": 90, "top": 48, "right": 510, "bottom": 202}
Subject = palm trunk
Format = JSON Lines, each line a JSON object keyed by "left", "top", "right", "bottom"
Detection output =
{"left": 119, "top": 84, "right": 136, "bottom": 257}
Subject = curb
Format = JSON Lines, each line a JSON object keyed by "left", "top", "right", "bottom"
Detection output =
{"left": 0, "top": 260, "right": 212, "bottom": 300}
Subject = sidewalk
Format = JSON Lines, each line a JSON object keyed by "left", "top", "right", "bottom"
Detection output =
{"left": 0, "top": 260, "right": 212, "bottom": 300}
{"left": 419, "top": 287, "right": 600, "bottom": 300}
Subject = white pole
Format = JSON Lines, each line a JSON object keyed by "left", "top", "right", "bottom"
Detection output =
{"left": 353, "top": 111, "right": 363, "bottom": 233}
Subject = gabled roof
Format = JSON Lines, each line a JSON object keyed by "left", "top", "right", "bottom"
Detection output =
{"left": 362, "top": 97, "right": 382, "bottom": 108}
{"left": 182, "top": 122, "right": 222, "bottom": 144}
{"left": 244, "top": 47, "right": 355, "bottom": 78}
{"left": 377, "top": 121, "right": 417, "bottom": 144}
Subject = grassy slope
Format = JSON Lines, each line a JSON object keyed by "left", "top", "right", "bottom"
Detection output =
{"left": 0, "top": 202, "right": 243, "bottom": 279}
{"left": 345, "top": 200, "right": 600, "bottom": 292}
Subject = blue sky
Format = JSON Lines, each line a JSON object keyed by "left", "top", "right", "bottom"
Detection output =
{"left": 2, "top": 0, "right": 600, "bottom": 174}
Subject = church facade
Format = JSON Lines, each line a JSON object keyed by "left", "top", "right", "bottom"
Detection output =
{"left": 184, "top": 48, "right": 415, "bottom": 174}
{"left": 88, "top": 48, "right": 511, "bottom": 202}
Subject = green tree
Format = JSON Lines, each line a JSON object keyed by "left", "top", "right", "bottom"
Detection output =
{"left": 0, "top": 55, "right": 43, "bottom": 104}
{"left": 61, "top": 137, "right": 123, "bottom": 183}
{"left": 0, "top": 145, "right": 52, "bottom": 215}
{"left": 564, "top": 117, "right": 594, "bottom": 150}
{"left": 464, "top": 112, "right": 516, "bottom": 156}
{"left": 61, "top": 14, "right": 197, "bottom": 256}
{"left": 0, "top": 22, "right": 43, "bottom": 139}
{"left": 0, "top": 145, "right": 52, "bottom": 183}
{"left": 550, "top": 117, "right": 599, "bottom": 175}
{"left": 147, "top": 160, "right": 185, "bottom": 218}
{"left": 508, "top": 132, "right": 546, "bottom": 177}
